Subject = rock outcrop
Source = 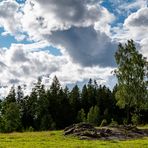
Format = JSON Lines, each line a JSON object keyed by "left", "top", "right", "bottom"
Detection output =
{"left": 64, "top": 123, "right": 148, "bottom": 140}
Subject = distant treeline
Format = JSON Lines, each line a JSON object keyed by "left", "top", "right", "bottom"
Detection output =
{"left": 0, "top": 76, "right": 147, "bottom": 133}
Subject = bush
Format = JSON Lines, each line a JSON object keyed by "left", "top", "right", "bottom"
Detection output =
{"left": 100, "top": 119, "right": 107, "bottom": 127}
{"left": 109, "top": 119, "right": 118, "bottom": 127}
{"left": 40, "top": 114, "right": 55, "bottom": 130}
{"left": 28, "top": 126, "right": 34, "bottom": 132}
{"left": 77, "top": 108, "right": 86, "bottom": 123}
{"left": 123, "top": 118, "right": 128, "bottom": 125}
{"left": 87, "top": 106, "right": 100, "bottom": 126}
{"left": 132, "top": 114, "right": 140, "bottom": 125}
{"left": 2, "top": 103, "right": 22, "bottom": 132}
{"left": 50, "top": 122, "right": 56, "bottom": 130}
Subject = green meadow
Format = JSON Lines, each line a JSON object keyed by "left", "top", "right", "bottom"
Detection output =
{"left": 0, "top": 130, "right": 148, "bottom": 148}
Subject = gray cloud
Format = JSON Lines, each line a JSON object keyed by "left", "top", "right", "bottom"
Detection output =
{"left": 9, "top": 79, "right": 20, "bottom": 84}
{"left": 0, "top": 61, "right": 7, "bottom": 68}
{"left": 0, "top": 1, "right": 18, "bottom": 18}
{"left": 45, "top": 26, "right": 117, "bottom": 67}
{"left": 20, "top": 0, "right": 116, "bottom": 67}
{"left": 0, "top": 0, "right": 25, "bottom": 40}
{"left": 21, "top": 65, "right": 31, "bottom": 75}
{"left": 36, "top": 0, "right": 100, "bottom": 25}
{"left": 11, "top": 48, "right": 29, "bottom": 63}
{"left": 125, "top": 7, "right": 148, "bottom": 27}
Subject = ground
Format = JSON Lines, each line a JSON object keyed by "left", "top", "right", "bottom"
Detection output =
{"left": 0, "top": 128, "right": 148, "bottom": 148}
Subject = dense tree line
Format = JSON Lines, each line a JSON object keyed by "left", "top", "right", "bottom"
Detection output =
{"left": 0, "top": 77, "right": 114, "bottom": 132}
{"left": 0, "top": 40, "right": 147, "bottom": 132}
{"left": 0, "top": 76, "right": 147, "bottom": 133}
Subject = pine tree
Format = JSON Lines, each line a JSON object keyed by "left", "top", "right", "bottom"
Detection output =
{"left": 50, "top": 76, "right": 61, "bottom": 95}
{"left": 16, "top": 85, "right": 24, "bottom": 103}
{"left": 69, "top": 85, "right": 80, "bottom": 122}
{"left": 87, "top": 79, "right": 96, "bottom": 108}
{"left": 5, "top": 86, "right": 16, "bottom": 104}
{"left": 81, "top": 84, "right": 89, "bottom": 113}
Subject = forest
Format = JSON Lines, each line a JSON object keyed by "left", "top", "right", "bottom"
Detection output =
{"left": 0, "top": 40, "right": 147, "bottom": 133}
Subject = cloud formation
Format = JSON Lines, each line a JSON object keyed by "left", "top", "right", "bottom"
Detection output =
{"left": 46, "top": 26, "right": 117, "bottom": 67}
{"left": 22, "top": 0, "right": 114, "bottom": 35}
{"left": 112, "top": 7, "right": 148, "bottom": 59}
{"left": 20, "top": 0, "right": 116, "bottom": 67}
{"left": 36, "top": 0, "right": 100, "bottom": 26}
{"left": 124, "top": 7, "right": 148, "bottom": 28}
{"left": 123, "top": 7, "right": 148, "bottom": 58}
{"left": 0, "top": 0, "right": 116, "bottom": 68}
{"left": 0, "top": 0, "right": 147, "bottom": 97}
{"left": 0, "top": 43, "right": 65, "bottom": 85}
{"left": 0, "top": 0, "right": 25, "bottom": 40}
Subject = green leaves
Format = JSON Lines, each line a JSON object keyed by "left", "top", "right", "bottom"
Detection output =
{"left": 2, "top": 103, "right": 21, "bottom": 132}
{"left": 87, "top": 106, "right": 100, "bottom": 126}
{"left": 114, "top": 40, "right": 148, "bottom": 123}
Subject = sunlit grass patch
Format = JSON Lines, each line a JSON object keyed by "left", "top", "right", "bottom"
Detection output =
{"left": 0, "top": 130, "right": 148, "bottom": 148}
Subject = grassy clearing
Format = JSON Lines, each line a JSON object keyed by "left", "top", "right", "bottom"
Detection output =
{"left": 0, "top": 130, "right": 148, "bottom": 148}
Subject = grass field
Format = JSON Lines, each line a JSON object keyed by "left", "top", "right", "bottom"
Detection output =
{"left": 0, "top": 130, "right": 148, "bottom": 148}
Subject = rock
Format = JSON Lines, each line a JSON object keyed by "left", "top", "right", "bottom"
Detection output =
{"left": 64, "top": 124, "right": 76, "bottom": 135}
{"left": 99, "top": 129, "right": 112, "bottom": 137}
{"left": 64, "top": 123, "right": 100, "bottom": 139}
{"left": 64, "top": 123, "right": 148, "bottom": 140}
{"left": 119, "top": 125, "right": 137, "bottom": 131}
{"left": 64, "top": 123, "right": 113, "bottom": 139}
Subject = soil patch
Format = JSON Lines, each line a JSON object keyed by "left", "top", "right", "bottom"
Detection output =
{"left": 64, "top": 123, "right": 148, "bottom": 140}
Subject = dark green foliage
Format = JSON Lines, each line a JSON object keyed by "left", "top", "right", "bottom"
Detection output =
{"left": 81, "top": 84, "right": 89, "bottom": 112}
{"left": 54, "top": 88, "right": 72, "bottom": 129}
{"left": 20, "top": 95, "right": 35, "bottom": 130}
{"left": 87, "top": 79, "right": 97, "bottom": 108}
{"left": 5, "top": 86, "right": 16, "bottom": 103}
{"left": 131, "top": 114, "right": 140, "bottom": 125}
{"left": 95, "top": 85, "right": 116, "bottom": 124}
{"left": 1, "top": 103, "right": 21, "bottom": 132}
{"left": 81, "top": 80, "right": 97, "bottom": 114}
{"left": 69, "top": 85, "right": 81, "bottom": 123}
{"left": 0, "top": 100, "right": 4, "bottom": 132}
{"left": 0, "top": 86, "right": 22, "bottom": 132}
{"left": 40, "top": 114, "right": 56, "bottom": 130}
{"left": 16, "top": 85, "right": 24, "bottom": 103}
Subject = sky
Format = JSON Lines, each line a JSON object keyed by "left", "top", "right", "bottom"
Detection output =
{"left": 0, "top": 0, "right": 148, "bottom": 97}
